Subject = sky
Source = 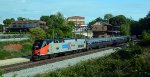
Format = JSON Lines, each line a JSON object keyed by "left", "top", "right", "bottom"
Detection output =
{"left": 0, "top": 0, "right": 150, "bottom": 24}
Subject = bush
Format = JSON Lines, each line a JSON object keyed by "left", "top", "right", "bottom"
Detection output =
{"left": 0, "top": 40, "right": 32, "bottom": 59}
{"left": 140, "top": 30, "right": 150, "bottom": 46}
{"left": 112, "top": 45, "right": 142, "bottom": 60}
{"left": 29, "top": 27, "right": 47, "bottom": 40}
{"left": 0, "top": 69, "right": 3, "bottom": 77}
{"left": 35, "top": 43, "right": 150, "bottom": 77}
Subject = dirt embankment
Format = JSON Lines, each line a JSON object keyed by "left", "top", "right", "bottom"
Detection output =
{"left": 3, "top": 44, "right": 22, "bottom": 52}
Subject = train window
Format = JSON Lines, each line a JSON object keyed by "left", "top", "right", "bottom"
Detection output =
{"left": 59, "top": 39, "right": 64, "bottom": 43}
{"left": 75, "top": 38, "right": 77, "bottom": 41}
{"left": 54, "top": 40, "right": 59, "bottom": 43}
{"left": 32, "top": 40, "right": 43, "bottom": 50}
{"left": 59, "top": 41, "right": 62, "bottom": 43}
{"left": 46, "top": 40, "right": 52, "bottom": 44}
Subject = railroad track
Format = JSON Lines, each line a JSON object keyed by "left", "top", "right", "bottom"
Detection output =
{"left": 1, "top": 44, "right": 127, "bottom": 73}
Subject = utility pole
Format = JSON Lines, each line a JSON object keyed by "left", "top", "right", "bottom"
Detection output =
{"left": 75, "top": 19, "right": 77, "bottom": 38}
{"left": 52, "top": 20, "right": 55, "bottom": 40}
{"left": 0, "top": 17, "right": 3, "bottom": 33}
{"left": 87, "top": 26, "right": 88, "bottom": 39}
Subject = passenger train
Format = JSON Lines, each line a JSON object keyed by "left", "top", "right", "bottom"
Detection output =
{"left": 31, "top": 36, "right": 129, "bottom": 60}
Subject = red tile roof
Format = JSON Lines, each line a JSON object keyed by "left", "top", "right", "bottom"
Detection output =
{"left": 68, "top": 16, "right": 85, "bottom": 19}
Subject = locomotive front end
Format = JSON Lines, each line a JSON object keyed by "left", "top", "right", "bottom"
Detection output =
{"left": 32, "top": 40, "right": 50, "bottom": 60}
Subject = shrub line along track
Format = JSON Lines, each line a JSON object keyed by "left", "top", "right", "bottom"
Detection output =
{"left": 1, "top": 44, "right": 125, "bottom": 74}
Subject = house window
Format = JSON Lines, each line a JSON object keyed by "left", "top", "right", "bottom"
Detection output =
{"left": 95, "top": 27, "right": 97, "bottom": 30}
{"left": 102, "top": 26, "right": 104, "bottom": 30}
{"left": 13, "top": 25, "right": 16, "bottom": 28}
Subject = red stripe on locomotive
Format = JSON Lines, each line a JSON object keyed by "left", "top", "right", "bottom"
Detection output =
{"left": 33, "top": 44, "right": 50, "bottom": 55}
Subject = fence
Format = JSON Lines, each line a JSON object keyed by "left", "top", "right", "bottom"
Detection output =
{"left": 0, "top": 34, "right": 30, "bottom": 42}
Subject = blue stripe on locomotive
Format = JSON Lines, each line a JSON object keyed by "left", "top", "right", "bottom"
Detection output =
{"left": 62, "top": 44, "right": 69, "bottom": 48}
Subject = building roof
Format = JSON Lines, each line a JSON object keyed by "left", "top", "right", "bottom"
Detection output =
{"left": 11, "top": 20, "right": 46, "bottom": 24}
{"left": 93, "top": 22, "right": 112, "bottom": 26}
{"left": 67, "top": 16, "right": 85, "bottom": 19}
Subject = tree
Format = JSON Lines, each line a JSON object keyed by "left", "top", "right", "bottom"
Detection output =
{"left": 130, "top": 21, "right": 141, "bottom": 35}
{"left": 17, "top": 17, "right": 26, "bottom": 21}
{"left": 0, "top": 24, "right": 3, "bottom": 32}
{"left": 3, "top": 19, "right": 13, "bottom": 26}
{"left": 40, "top": 16, "right": 50, "bottom": 25}
{"left": 88, "top": 17, "right": 104, "bottom": 27}
{"left": 130, "top": 11, "right": 150, "bottom": 36}
{"left": 41, "top": 12, "right": 74, "bottom": 38}
{"left": 136, "top": 12, "right": 150, "bottom": 35}
{"left": 10, "top": 18, "right": 15, "bottom": 21}
{"left": 29, "top": 27, "right": 47, "bottom": 40}
{"left": 146, "top": 11, "right": 150, "bottom": 18}
{"left": 120, "top": 23, "right": 130, "bottom": 36}
{"left": 109, "top": 15, "right": 127, "bottom": 26}
{"left": 142, "top": 30, "right": 150, "bottom": 41}
{"left": 104, "top": 14, "right": 113, "bottom": 23}
{"left": 140, "top": 30, "right": 150, "bottom": 45}
{"left": 3, "top": 18, "right": 15, "bottom": 32}
{"left": 109, "top": 15, "right": 133, "bottom": 36}
{"left": 95, "top": 17, "right": 103, "bottom": 22}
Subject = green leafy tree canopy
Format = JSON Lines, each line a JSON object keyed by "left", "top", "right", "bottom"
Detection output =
{"left": 3, "top": 18, "right": 15, "bottom": 26}
{"left": 29, "top": 27, "right": 47, "bottom": 40}
{"left": 40, "top": 12, "right": 74, "bottom": 38}
{"left": 104, "top": 13, "right": 113, "bottom": 23}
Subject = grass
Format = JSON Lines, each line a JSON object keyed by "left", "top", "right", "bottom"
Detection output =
{"left": 35, "top": 43, "right": 150, "bottom": 77}
{"left": 0, "top": 40, "right": 32, "bottom": 60}
{"left": 0, "top": 69, "right": 3, "bottom": 77}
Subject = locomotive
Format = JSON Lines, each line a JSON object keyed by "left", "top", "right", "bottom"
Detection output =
{"left": 31, "top": 36, "right": 129, "bottom": 60}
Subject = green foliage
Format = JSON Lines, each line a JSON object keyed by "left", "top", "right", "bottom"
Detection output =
{"left": 104, "top": 13, "right": 113, "bottom": 22}
{"left": 40, "top": 12, "right": 74, "bottom": 38}
{"left": 0, "top": 69, "right": 3, "bottom": 77}
{"left": 29, "top": 27, "right": 47, "bottom": 40}
{"left": 36, "top": 43, "right": 150, "bottom": 77}
{"left": 140, "top": 30, "right": 150, "bottom": 46}
{"left": 17, "top": 17, "right": 29, "bottom": 21}
{"left": 130, "top": 11, "right": 150, "bottom": 35}
{"left": 142, "top": 30, "right": 150, "bottom": 42}
{"left": 3, "top": 18, "right": 14, "bottom": 26}
{"left": 88, "top": 17, "right": 104, "bottom": 26}
{"left": 40, "top": 16, "right": 50, "bottom": 25}
{"left": 109, "top": 15, "right": 128, "bottom": 26}
{"left": 20, "top": 43, "right": 32, "bottom": 55}
{"left": 146, "top": 11, "right": 150, "bottom": 18}
{"left": 130, "top": 21, "right": 141, "bottom": 35}
{"left": 0, "top": 40, "right": 32, "bottom": 59}
{"left": 88, "top": 14, "right": 132, "bottom": 37}
{"left": 0, "top": 48, "right": 32, "bottom": 60}
{"left": 120, "top": 23, "right": 130, "bottom": 36}
{"left": 112, "top": 45, "right": 142, "bottom": 60}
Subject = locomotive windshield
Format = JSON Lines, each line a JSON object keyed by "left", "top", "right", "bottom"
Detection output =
{"left": 32, "top": 40, "right": 44, "bottom": 50}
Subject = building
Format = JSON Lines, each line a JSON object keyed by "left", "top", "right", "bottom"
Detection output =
{"left": 67, "top": 16, "right": 93, "bottom": 38}
{"left": 110, "top": 25, "right": 120, "bottom": 36}
{"left": 91, "top": 22, "right": 113, "bottom": 38}
{"left": 7, "top": 20, "right": 47, "bottom": 32}
{"left": 67, "top": 16, "right": 85, "bottom": 26}
{"left": 73, "top": 25, "right": 93, "bottom": 38}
